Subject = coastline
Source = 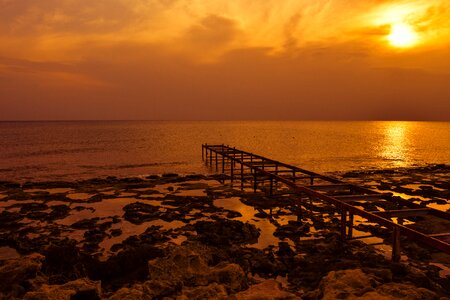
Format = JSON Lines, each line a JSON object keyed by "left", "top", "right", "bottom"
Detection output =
{"left": 0, "top": 165, "right": 449, "bottom": 299}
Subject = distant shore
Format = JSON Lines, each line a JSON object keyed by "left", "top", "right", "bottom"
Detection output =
{"left": 0, "top": 165, "right": 449, "bottom": 299}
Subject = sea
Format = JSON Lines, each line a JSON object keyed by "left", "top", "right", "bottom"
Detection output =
{"left": 0, "top": 121, "right": 449, "bottom": 182}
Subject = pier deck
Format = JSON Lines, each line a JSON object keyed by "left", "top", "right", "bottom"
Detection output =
{"left": 202, "top": 144, "right": 450, "bottom": 262}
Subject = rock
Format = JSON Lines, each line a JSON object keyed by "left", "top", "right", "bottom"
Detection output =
{"left": 226, "top": 210, "right": 243, "bottom": 219}
{"left": 235, "top": 280, "right": 298, "bottom": 299}
{"left": 274, "top": 221, "right": 310, "bottom": 239}
{"left": 314, "top": 269, "right": 439, "bottom": 300}
{"left": 70, "top": 218, "right": 99, "bottom": 230}
{"left": 42, "top": 240, "right": 84, "bottom": 284}
{"left": 23, "top": 278, "right": 101, "bottom": 300}
{"left": 209, "top": 263, "right": 247, "bottom": 292}
{"left": 122, "top": 202, "right": 161, "bottom": 224}
{"left": 110, "top": 229, "right": 122, "bottom": 237}
{"left": 179, "top": 283, "right": 228, "bottom": 299}
{"left": 108, "top": 285, "right": 146, "bottom": 300}
{"left": 48, "top": 205, "right": 71, "bottom": 220}
{"left": 0, "top": 211, "right": 24, "bottom": 228}
{"left": 318, "top": 269, "right": 376, "bottom": 299}
{"left": 86, "top": 245, "right": 164, "bottom": 291}
{"left": 162, "top": 173, "right": 178, "bottom": 178}
{"left": 143, "top": 242, "right": 247, "bottom": 297}
{"left": 194, "top": 219, "right": 260, "bottom": 246}
{"left": 277, "top": 242, "right": 295, "bottom": 257}
{"left": 362, "top": 283, "right": 439, "bottom": 299}
{"left": 20, "top": 203, "right": 48, "bottom": 213}
{"left": 0, "top": 253, "right": 44, "bottom": 293}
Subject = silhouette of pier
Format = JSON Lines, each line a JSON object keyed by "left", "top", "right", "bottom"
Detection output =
{"left": 202, "top": 144, "right": 450, "bottom": 262}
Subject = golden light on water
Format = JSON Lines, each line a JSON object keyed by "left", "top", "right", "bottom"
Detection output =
{"left": 380, "top": 122, "right": 410, "bottom": 166}
{"left": 388, "top": 23, "right": 419, "bottom": 48}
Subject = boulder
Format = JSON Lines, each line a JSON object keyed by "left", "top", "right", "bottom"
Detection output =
{"left": 107, "top": 285, "right": 146, "bottom": 300}
{"left": 178, "top": 283, "right": 228, "bottom": 300}
{"left": 142, "top": 242, "right": 247, "bottom": 298}
{"left": 235, "top": 280, "right": 298, "bottom": 299}
{"left": 361, "top": 283, "right": 439, "bottom": 300}
{"left": 23, "top": 278, "right": 101, "bottom": 300}
{"left": 194, "top": 219, "right": 260, "bottom": 246}
{"left": 0, "top": 253, "right": 44, "bottom": 293}
{"left": 313, "top": 268, "right": 440, "bottom": 300}
{"left": 318, "top": 269, "right": 376, "bottom": 299}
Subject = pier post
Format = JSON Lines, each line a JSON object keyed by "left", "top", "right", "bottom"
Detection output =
{"left": 292, "top": 170, "right": 296, "bottom": 183}
{"left": 340, "top": 207, "right": 347, "bottom": 241}
{"left": 392, "top": 227, "right": 401, "bottom": 262}
{"left": 209, "top": 149, "right": 212, "bottom": 166}
{"left": 202, "top": 144, "right": 204, "bottom": 161}
{"left": 230, "top": 156, "right": 234, "bottom": 182}
{"left": 348, "top": 212, "right": 354, "bottom": 239}
{"left": 240, "top": 152, "right": 244, "bottom": 189}
{"left": 222, "top": 153, "right": 225, "bottom": 173}
{"left": 297, "top": 196, "right": 303, "bottom": 219}
{"left": 253, "top": 172, "right": 257, "bottom": 192}
{"left": 215, "top": 152, "right": 218, "bottom": 169}
{"left": 269, "top": 177, "right": 273, "bottom": 196}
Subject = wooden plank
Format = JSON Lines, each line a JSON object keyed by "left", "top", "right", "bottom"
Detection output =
{"left": 372, "top": 208, "right": 431, "bottom": 218}
{"left": 429, "top": 233, "right": 450, "bottom": 239}
{"left": 293, "top": 175, "right": 320, "bottom": 180}
{"left": 333, "top": 194, "right": 387, "bottom": 201}
{"left": 303, "top": 184, "right": 351, "bottom": 191}
{"left": 348, "top": 234, "right": 375, "bottom": 240}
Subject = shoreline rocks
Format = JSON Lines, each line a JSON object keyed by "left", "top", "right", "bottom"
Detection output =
{"left": 0, "top": 170, "right": 449, "bottom": 299}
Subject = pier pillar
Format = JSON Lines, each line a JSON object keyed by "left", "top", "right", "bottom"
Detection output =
{"left": 348, "top": 213, "right": 354, "bottom": 239}
{"left": 392, "top": 227, "right": 401, "bottom": 262}
{"left": 340, "top": 207, "right": 347, "bottom": 241}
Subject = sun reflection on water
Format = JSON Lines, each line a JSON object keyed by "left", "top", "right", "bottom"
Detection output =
{"left": 379, "top": 122, "right": 413, "bottom": 167}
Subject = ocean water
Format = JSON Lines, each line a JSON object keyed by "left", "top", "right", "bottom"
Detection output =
{"left": 0, "top": 121, "right": 449, "bottom": 182}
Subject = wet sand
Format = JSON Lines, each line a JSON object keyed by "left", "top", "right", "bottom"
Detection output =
{"left": 0, "top": 165, "right": 449, "bottom": 299}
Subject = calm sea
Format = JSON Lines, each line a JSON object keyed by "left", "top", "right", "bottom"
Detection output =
{"left": 0, "top": 121, "right": 449, "bottom": 182}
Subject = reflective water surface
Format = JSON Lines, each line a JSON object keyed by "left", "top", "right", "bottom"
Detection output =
{"left": 0, "top": 121, "right": 449, "bottom": 181}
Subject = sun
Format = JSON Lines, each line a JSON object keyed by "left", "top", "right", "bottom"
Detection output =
{"left": 387, "top": 23, "right": 418, "bottom": 48}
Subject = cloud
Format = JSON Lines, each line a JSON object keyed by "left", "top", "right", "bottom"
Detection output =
{"left": 0, "top": 0, "right": 450, "bottom": 120}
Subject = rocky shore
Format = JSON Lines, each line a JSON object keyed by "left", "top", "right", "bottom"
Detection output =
{"left": 0, "top": 165, "right": 449, "bottom": 299}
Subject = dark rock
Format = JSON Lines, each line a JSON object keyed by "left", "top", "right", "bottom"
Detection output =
{"left": 19, "top": 203, "right": 48, "bottom": 213}
{"left": 42, "top": 240, "right": 86, "bottom": 284}
{"left": 274, "top": 221, "right": 310, "bottom": 239}
{"left": 162, "top": 173, "right": 178, "bottom": 178}
{"left": 277, "top": 242, "right": 295, "bottom": 257}
{"left": 254, "top": 211, "right": 268, "bottom": 218}
{"left": 226, "top": 210, "right": 242, "bottom": 219}
{"left": 194, "top": 219, "right": 260, "bottom": 246}
{"left": 0, "top": 211, "right": 24, "bottom": 229}
{"left": 123, "top": 202, "right": 161, "bottom": 224}
{"left": 110, "top": 229, "right": 122, "bottom": 237}
{"left": 71, "top": 286, "right": 101, "bottom": 300}
{"left": 71, "top": 218, "right": 100, "bottom": 229}
{"left": 0, "top": 253, "right": 44, "bottom": 294}
{"left": 86, "top": 245, "right": 164, "bottom": 291}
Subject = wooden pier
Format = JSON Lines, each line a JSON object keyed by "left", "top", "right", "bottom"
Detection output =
{"left": 202, "top": 144, "right": 450, "bottom": 262}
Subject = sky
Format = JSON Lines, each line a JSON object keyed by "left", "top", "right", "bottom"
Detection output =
{"left": 1, "top": 0, "right": 450, "bottom": 120}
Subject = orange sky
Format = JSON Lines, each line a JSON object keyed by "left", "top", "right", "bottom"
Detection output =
{"left": 1, "top": 0, "right": 450, "bottom": 120}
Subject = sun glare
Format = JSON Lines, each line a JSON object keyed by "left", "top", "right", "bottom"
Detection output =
{"left": 388, "top": 23, "right": 418, "bottom": 48}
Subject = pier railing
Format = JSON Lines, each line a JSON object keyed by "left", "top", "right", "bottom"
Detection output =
{"left": 202, "top": 144, "right": 450, "bottom": 262}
